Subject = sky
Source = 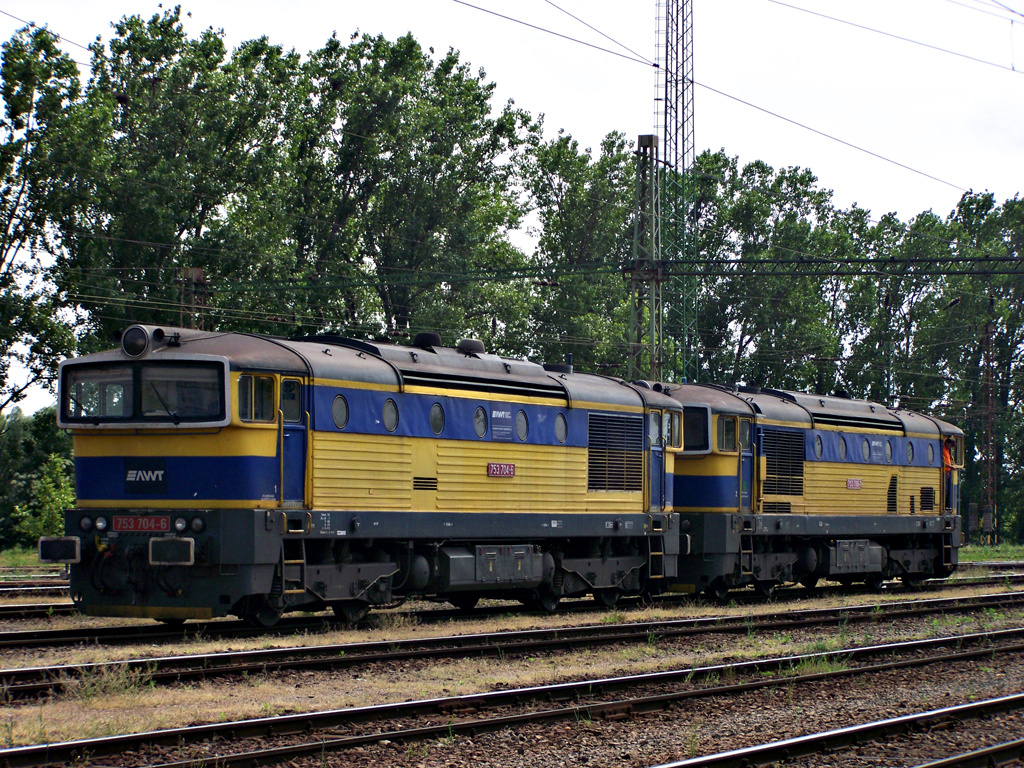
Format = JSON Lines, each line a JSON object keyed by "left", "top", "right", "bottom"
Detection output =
{"left": 2, "top": 0, "right": 1022, "bottom": 412}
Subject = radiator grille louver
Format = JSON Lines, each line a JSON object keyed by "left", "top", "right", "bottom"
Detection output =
{"left": 920, "top": 487, "right": 935, "bottom": 511}
{"left": 587, "top": 413, "right": 644, "bottom": 492}
{"left": 762, "top": 429, "right": 805, "bottom": 496}
{"left": 887, "top": 475, "right": 899, "bottom": 513}
{"left": 413, "top": 477, "right": 438, "bottom": 491}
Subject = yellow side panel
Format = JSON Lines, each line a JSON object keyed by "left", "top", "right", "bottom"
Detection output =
{"left": 311, "top": 433, "right": 412, "bottom": 510}
{"left": 437, "top": 442, "right": 639, "bottom": 514}
{"left": 312, "top": 434, "right": 643, "bottom": 515}
{"left": 802, "top": 463, "right": 889, "bottom": 514}
{"left": 74, "top": 427, "right": 278, "bottom": 458}
{"left": 801, "top": 463, "right": 942, "bottom": 515}
{"left": 437, "top": 442, "right": 583, "bottom": 512}
{"left": 898, "top": 467, "right": 943, "bottom": 513}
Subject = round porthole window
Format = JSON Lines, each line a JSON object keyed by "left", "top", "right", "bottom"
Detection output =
{"left": 927, "top": 444, "right": 935, "bottom": 465}
{"left": 331, "top": 395, "right": 349, "bottom": 429}
{"left": 861, "top": 437, "right": 871, "bottom": 462}
{"left": 555, "top": 413, "right": 568, "bottom": 444}
{"left": 813, "top": 434, "right": 823, "bottom": 459}
{"left": 473, "top": 406, "right": 488, "bottom": 438}
{"left": 838, "top": 436, "right": 847, "bottom": 460}
{"left": 906, "top": 442, "right": 914, "bottom": 464}
{"left": 430, "top": 403, "right": 445, "bottom": 435}
{"left": 884, "top": 440, "right": 893, "bottom": 463}
{"left": 516, "top": 410, "right": 529, "bottom": 441}
{"left": 383, "top": 399, "right": 399, "bottom": 432}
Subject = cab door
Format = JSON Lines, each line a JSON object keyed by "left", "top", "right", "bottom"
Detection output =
{"left": 740, "top": 418, "right": 754, "bottom": 512}
{"left": 649, "top": 410, "right": 666, "bottom": 511}
{"left": 280, "top": 378, "right": 307, "bottom": 505}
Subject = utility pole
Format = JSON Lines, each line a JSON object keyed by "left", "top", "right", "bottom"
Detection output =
{"left": 177, "top": 267, "right": 209, "bottom": 330}
{"left": 981, "top": 317, "right": 998, "bottom": 544}
{"left": 626, "top": 135, "right": 662, "bottom": 381}
{"left": 657, "top": 0, "right": 697, "bottom": 382}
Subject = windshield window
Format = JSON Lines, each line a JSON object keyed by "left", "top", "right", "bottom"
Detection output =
{"left": 62, "top": 362, "right": 224, "bottom": 424}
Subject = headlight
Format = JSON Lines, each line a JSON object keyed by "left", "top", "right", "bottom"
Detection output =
{"left": 174, "top": 517, "right": 188, "bottom": 533}
{"left": 80, "top": 517, "right": 94, "bottom": 532}
{"left": 190, "top": 517, "right": 205, "bottom": 533}
{"left": 121, "top": 325, "right": 150, "bottom": 357}
{"left": 94, "top": 516, "right": 108, "bottom": 532}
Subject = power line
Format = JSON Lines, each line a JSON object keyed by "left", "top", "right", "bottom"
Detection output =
{"left": 765, "top": 0, "right": 1024, "bottom": 76}
{"left": 691, "top": 79, "right": 968, "bottom": 193}
{"left": 450, "top": 0, "right": 657, "bottom": 67}
{"left": 541, "top": 0, "right": 653, "bottom": 64}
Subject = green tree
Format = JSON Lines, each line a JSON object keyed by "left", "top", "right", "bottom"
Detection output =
{"left": 522, "top": 131, "right": 635, "bottom": 373}
{"left": 690, "top": 152, "right": 843, "bottom": 391}
{"left": 0, "top": 406, "right": 72, "bottom": 548}
{"left": 13, "top": 452, "right": 73, "bottom": 543}
{"left": 49, "top": 7, "right": 297, "bottom": 344}
{"left": 0, "top": 26, "right": 80, "bottom": 410}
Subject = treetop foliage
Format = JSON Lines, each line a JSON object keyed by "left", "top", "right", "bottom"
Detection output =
{"left": 0, "top": 8, "right": 1022, "bottom": 539}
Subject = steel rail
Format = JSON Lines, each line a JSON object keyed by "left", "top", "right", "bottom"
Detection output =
{"left": 913, "top": 737, "right": 1024, "bottom": 768}
{"left": 651, "top": 694, "right": 1024, "bottom": 768}
{"left": 2, "top": 628, "right": 1023, "bottom": 767}
{"left": 5, "top": 590, "right": 1024, "bottom": 700}
{"left": 0, "top": 571, "right": 1017, "bottom": 625}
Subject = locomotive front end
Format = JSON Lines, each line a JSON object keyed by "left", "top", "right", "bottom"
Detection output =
{"left": 39, "top": 325, "right": 291, "bottom": 621}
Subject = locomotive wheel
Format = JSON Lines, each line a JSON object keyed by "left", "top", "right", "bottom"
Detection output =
{"left": 593, "top": 589, "right": 621, "bottom": 608}
{"left": 704, "top": 578, "right": 730, "bottom": 604}
{"left": 449, "top": 595, "right": 480, "bottom": 612}
{"left": 240, "top": 597, "right": 283, "bottom": 628}
{"left": 528, "top": 588, "right": 561, "bottom": 614}
{"left": 799, "top": 575, "right": 819, "bottom": 590}
{"left": 900, "top": 573, "right": 924, "bottom": 589}
{"left": 864, "top": 573, "right": 885, "bottom": 592}
{"left": 333, "top": 601, "right": 371, "bottom": 624}
{"left": 753, "top": 580, "right": 777, "bottom": 598}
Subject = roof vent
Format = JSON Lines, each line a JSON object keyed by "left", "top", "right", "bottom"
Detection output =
{"left": 457, "top": 338, "right": 485, "bottom": 356}
{"left": 413, "top": 331, "right": 442, "bottom": 349}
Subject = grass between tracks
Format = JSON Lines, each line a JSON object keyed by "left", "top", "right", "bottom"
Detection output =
{"left": 958, "top": 543, "right": 1024, "bottom": 562}
{"left": 1, "top": 581, "right": 1023, "bottom": 747}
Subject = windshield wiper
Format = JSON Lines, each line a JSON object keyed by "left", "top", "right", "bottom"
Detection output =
{"left": 149, "top": 383, "right": 180, "bottom": 424}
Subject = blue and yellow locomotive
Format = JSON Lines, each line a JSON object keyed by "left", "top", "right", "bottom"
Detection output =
{"left": 40, "top": 325, "right": 685, "bottom": 624}
{"left": 657, "top": 382, "right": 963, "bottom": 599}
{"left": 39, "top": 325, "right": 963, "bottom": 620}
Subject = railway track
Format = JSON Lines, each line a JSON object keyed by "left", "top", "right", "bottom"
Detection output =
{"left": 0, "top": 570, "right": 1021, "bottom": 626}
{"left": 1, "top": 624, "right": 1022, "bottom": 767}
{"left": 3, "top": 589, "right": 1024, "bottom": 701}
{"left": 651, "top": 692, "right": 1024, "bottom": 768}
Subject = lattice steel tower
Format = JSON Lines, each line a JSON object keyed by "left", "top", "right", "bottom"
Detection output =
{"left": 655, "top": 0, "right": 697, "bottom": 381}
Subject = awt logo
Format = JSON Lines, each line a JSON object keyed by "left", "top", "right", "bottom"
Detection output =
{"left": 126, "top": 470, "right": 165, "bottom": 482}
{"left": 124, "top": 458, "right": 168, "bottom": 494}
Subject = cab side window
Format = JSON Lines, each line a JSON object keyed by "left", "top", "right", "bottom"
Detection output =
{"left": 281, "top": 379, "right": 303, "bottom": 423}
{"left": 238, "top": 375, "right": 275, "bottom": 422}
{"left": 717, "top": 417, "right": 737, "bottom": 452}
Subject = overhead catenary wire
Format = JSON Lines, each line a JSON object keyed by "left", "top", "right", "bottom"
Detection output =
{"left": 764, "top": 0, "right": 1024, "bottom": 76}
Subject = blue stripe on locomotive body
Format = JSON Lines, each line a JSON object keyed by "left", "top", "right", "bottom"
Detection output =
{"left": 673, "top": 474, "right": 740, "bottom": 510}
{"left": 75, "top": 455, "right": 280, "bottom": 502}
{"left": 311, "top": 385, "right": 588, "bottom": 447}
{"left": 803, "top": 429, "right": 942, "bottom": 469}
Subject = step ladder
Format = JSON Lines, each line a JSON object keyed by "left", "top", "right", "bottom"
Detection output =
{"left": 282, "top": 539, "right": 307, "bottom": 596}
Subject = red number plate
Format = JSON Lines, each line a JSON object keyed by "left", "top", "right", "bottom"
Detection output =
{"left": 487, "top": 462, "right": 516, "bottom": 478}
{"left": 113, "top": 516, "right": 170, "bottom": 533}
